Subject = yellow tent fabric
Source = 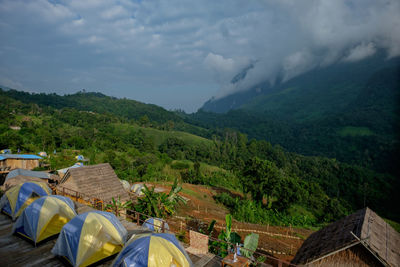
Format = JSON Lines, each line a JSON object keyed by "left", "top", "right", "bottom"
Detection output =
{"left": 52, "top": 211, "right": 127, "bottom": 267}
{"left": 0, "top": 181, "right": 51, "bottom": 220}
{"left": 13, "top": 195, "right": 76, "bottom": 243}
{"left": 113, "top": 232, "right": 192, "bottom": 267}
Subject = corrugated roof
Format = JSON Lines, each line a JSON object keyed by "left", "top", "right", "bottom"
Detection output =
{"left": 5, "top": 168, "right": 51, "bottom": 181}
{"left": 291, "top": 207, "right": 400, "bottom": 266}
{"left": 0, "top": 154, "right": 42, "bottom": 160}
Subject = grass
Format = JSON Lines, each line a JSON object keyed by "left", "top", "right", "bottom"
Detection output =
{"left": 337, "top": 126, "right": 374, "bottom": 137}
{"left": 113, "top": 123, "right": 213, "bottom": 147}
{"left": 384, "top": 218, "right": 400, "bottom": 233}
{"left": 181, "top": 187, "right": 205, "bottom": 200}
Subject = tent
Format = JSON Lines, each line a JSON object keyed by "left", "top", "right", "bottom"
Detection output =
{"left": 142, "top": 217, "right": 169, "bottom": 233}
{"left": 57, "top": 162, "right": 83, "bottom": 178}
{"left": 131, "top": 183, "right": 145, "bottom": 196}
{"left": 75, "top": 155, "right": 85, "bottom": 161}
{"left": 13, "top": 195, "right": 76, "bottom": 244}
{"left": 112, "top": 233, "right": 192, "bottom": 267}
{"left": 120, "top": 180, "right": 130, "bottom": 192}
{"left": 52, "top": 211, "right": 127, "bottom": 267}
{"left": 38, "top": 151, "right": 47, "bottom": 157}
{"left": 1, "top": 149, "right": 11, "bottom": 154}
{"left": 0, "top": 181, "right": 51, "bottom": 220}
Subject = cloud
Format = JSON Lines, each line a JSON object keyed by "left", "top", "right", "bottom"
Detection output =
{"left": 210, "top": 0, "right": 400, "bottom": 99}
{"left": 0, "top": 0, "right": 399, "bottom": 111}
{"left": 343, "top": 43, "right": 376, "bottom": 62}
{"left": 204, "top": 53, "right": 235, "bottom": 75}
{"left": 100, "top": 5, "right": 128, "bottom": 20}
{"left": 0, "top": 76, "right": 24, "bottom": 90}
{"left": 282, "top": 50, "right": 316, "bottom": 82}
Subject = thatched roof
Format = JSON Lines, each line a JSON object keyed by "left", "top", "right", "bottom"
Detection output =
{"left": 58, "top": 163, "right": 130, "bottom": 203}
{"left": 6, "top": 168, "right": 51, "bottom": 180}
{"left": 3, "top": 175, "right": 45, "bottom": 191}
{"left": 292, "top": 207, "right": 400, "bottom": 266}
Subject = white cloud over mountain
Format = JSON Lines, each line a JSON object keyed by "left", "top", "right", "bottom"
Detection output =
{"left": 0, "top": 0, "right": 399, "bottom": 111}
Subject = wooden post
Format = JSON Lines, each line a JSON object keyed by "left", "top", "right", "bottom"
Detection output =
{"left": 75, "top": 191, "right": 79, "bottom": 201}
{"left": 162, "top": 221, "right": 165, "bottom": 233}
{"left": 136, "top": 212, "right": 140, "bottom": 225}
{"left": 62, "top": 187, "right": 65, "bottom": 196}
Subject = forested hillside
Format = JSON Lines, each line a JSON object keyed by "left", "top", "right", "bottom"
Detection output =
{"left": 1, "top": 89, "right": 399, "bottom": 225}
{"left": 2, "top": 89, "right": 211, "bottom": 138}
{"left": 193, "top": 55, "right": 400, "bottom": 173}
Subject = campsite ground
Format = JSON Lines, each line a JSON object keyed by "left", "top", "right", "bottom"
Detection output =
{"left": 144, "top": 182, "right": 314, "bottom": 261}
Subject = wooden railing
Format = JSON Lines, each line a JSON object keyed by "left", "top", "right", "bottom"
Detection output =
{"left": 53, "top": 185, "right": 297, "bottom": 267}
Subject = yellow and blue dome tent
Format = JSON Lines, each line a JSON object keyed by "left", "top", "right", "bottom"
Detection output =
{"left": 51, "top": 211, "right": 127, "bottom": 267}
{"left": 13, "top": 195, "right": 76, "bottom": 244}
{"left": 112, "top": 232, "right": 192, "bottom": 267}
{"left": 131, "top": 183, "right": 145, "bottom": 196}
{"left": 143, "top": 217, "right": 169, "bottom": 233}
{"left": 0, "top": 181, "right": 51, "bottom": 220}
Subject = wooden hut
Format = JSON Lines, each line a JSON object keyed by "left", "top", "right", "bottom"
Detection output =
{"left": 58, "top": 163, "right": 130, "bottom": 204}
{"left": 0, "top": 154, "right": 42, "bottom": 172}
{"left": 291, "top": 207, "right": 400, "bottom": 267}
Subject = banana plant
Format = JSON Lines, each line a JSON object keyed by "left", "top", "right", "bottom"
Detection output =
{"left": 105, "top": 196, "right": 132, "bottom": 216}
{"left": 240, "top": 233, "right": 259, "bottom": 258}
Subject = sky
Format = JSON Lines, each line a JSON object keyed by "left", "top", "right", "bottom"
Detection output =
{"left": 0, "top": 0, "right": 399, "bottom": 113}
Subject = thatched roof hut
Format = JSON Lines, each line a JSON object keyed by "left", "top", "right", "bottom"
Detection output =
{"left": 291, "top": 207, "right": 400, "bottom": 266}
{"left": 3, "top": 175, "right": 44, "bottom": 191}
{"left": 58, "top": 163, "right": 130, "bottom": 203}
{"left": 2, "top": 169, "right": 59, "bottom": 188}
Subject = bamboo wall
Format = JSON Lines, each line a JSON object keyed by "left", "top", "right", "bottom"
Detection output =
{"left": 0, "top": 159, "right": 40, "bottom": 170}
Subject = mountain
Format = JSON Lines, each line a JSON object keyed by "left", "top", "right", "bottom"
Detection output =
{"left": 201, "top": 53, "right": 399, "bottom": 120}
{"left": 0, "top": 89, "right": 211, "bottom": 138}
{"left": 1, "top": 90, "right": 399, "bottom": 222}
{"left": 193, "top": 54, "right": 400, "bottom": 173}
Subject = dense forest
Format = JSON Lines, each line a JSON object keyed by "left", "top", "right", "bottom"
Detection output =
{"left": 1, "top": 89, "right": 399, "bottom": 228}
{"left": 196, "top": 54, "right": 400, "bottom": 175}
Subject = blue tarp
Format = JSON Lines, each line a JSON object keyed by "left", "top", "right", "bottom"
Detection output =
{"left": 0, "top": 154, "right": 42, "bottom": 160}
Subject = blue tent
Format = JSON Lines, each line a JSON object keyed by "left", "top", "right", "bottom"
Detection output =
{"left": 142, "top": 217, "right": 169, "bottom": 233}
{"left": 52, "top": 211, "right": 127, "bottom": 267}
{"left": 13, "top": 195, "right": 76, "bottom": 244}
{"left": 113, "top": 233, "right": 192, "bottom": 267}
{"left": 0, "top": 181, "right": 51, "bottom": 220}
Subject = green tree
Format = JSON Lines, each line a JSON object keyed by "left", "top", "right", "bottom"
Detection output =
{"left": 241, "top": 157, "right": 280, "bottom": 206}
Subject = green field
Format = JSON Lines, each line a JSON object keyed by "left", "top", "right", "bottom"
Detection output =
{"left": 112, "top": 123, "right": 213, "bottom": 147}
{"left": 338, "top": 126, "right": 374, "bottom": 137}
